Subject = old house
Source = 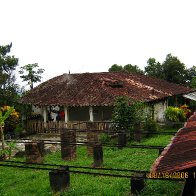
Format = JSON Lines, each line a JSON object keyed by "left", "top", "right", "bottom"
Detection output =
{"left": 21, "top": 72, "right": 194, "bottom": 125}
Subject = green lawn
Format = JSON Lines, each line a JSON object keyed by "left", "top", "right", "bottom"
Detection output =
{"left": 0, "top": 129, "right": 184, "bottom": 196}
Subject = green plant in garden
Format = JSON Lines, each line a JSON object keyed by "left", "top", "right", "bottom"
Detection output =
{"left": 0, "top": 141, "right": 17, "bottom": 159}
{"left": 0, "top": 106, "right": 14, "bottom": 153}
{"left": 112, "top": 96, "right": 132, "bottom": 130}
{"left": 0, "top": 105, "right": 20, "bottom": 134}
{"left": 165, "top": 106, "right": 186, "bottom": 122}
{"left": 143, "top": 118, "right": 159, "bottom": 137}
{"left": 112, "top": 97, "right": 153, "bottom": 134}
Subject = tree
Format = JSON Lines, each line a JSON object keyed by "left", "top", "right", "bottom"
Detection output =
{"left": 186, "top": 66, "right": 196, "bottom": 86}
{"left": 109, "top": 64, "right": 143, "bottom": 74}
{"left": 162, "top": 54, "right": 186, "bottom": 84}
{"left": 145, "top": 58, "right": 163, "bottom": 78}
{"left": 112, "top": 96, "right": 132, "bottom": 130}
{"left": 124, "top": 64, "right": 144, "bottom": 74}
{"left": 19, "top": 63, "right": 45, "bottom": 89}
{"left": 145, "top": 54, "right": 187, "bottom": 85}
{"left": 108, "top": 64, "right": 123, "bottom": 72}
{"left": 0, "top": 43, "right": 19, "bottom": 106}
{"left": 0, "top": 107, "right": 14, "bottom": 152}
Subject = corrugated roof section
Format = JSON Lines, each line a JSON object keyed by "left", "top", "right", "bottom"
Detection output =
{"left": 20, "top": 72, "right": 195, "bottom": 106}
{"left": 183, "top": 92, "right": 196, "bottom": 101}
{"left": 151, "top": 113, "right": 196, "bottom": 172}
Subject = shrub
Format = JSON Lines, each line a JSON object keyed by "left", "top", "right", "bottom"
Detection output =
{"left": 0, "top": 106, "right": 20, "bottom": 133}
{"left": 165, "top": 106, "right": 186, "bottom": 122}
{"left": 143, "top": 118, "right": 159, "bottom": 137}
{"left": 179, "top": 104, "right": 192, "bottom": 119}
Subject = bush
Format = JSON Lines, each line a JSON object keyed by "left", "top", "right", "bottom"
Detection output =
{"left": 143, "top": 118, "right": 159, "bottom": 137}
{"left": 0, "top": 106, "right": 20, "bottom": 133}
{"left": 179, "top": 104, "right": 192, "bottom": 119}
{"left": 165, "top": 106, "right": 186, "bottom": 122}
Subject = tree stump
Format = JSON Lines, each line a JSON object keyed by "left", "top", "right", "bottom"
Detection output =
{"left": 61, "top": 129, "right": 76, "bottom": 160}
{"left": 25, "top": 141, "right": 44, "bottom": 163}
{"left": 86, "top": 122, "right": 98, "bottom": 156}
{"left": 49, "top": 167, "right": 70, "bottom": 192}
{"left": 93, "top": 144, "right": 103, "bottom": 167}
{"left": 130, "top": 173, "right": 145, "bottom": 194}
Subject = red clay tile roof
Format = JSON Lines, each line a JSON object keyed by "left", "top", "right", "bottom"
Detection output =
{"left": 151, "top": 113, "right": 196, "bottom": 172}
{"left": 20, "top": 72, "right": 194, "bottom": 106}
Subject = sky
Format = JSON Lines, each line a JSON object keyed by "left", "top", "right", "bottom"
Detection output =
{"left": 1, "top": 0, "right": 196, "bottom": 87}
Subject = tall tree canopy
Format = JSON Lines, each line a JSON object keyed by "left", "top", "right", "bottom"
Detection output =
{"left": 162, "top": 54, "right": 186, "bottom": 84}
{"left": 19, "top": 63, "right": 45, "bottom": 89}
{"left": 109, "top": 64, "right": 143, "bottom": 74}
{"left": 108, "top": 64, "right": 123, "bottom": 72}
{"left": 145, "top": 58, "right": 163, "bottom": 78}
{"left": 145, "top": 54, "right": 193, "bottom": 85}
{"left": 0, "top": 43, "right": 19, "bottom": 106}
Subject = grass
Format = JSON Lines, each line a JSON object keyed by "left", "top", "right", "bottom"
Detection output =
{"left": 0, "top": 127, "right": 184, "bottom": 196}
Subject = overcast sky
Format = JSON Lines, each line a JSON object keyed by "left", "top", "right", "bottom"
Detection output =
{"left": 1, "top": 0, "right": 196, "bottom": 87}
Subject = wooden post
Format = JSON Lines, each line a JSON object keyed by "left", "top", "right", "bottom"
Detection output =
{"left": 61, "top": 129, "right": 76, "bottom": 160}
{"left": 93, "top": 144, "right": 103, "bottom": 167}
{"left": 158, "top": 148, "right": 163, "bottom": 155}
{"left": 49, "top": 166, "right": 70, "bottom": 193}
{"left": 118, "top": 131, "right": 126, "bottom": 149}
{"left": 86, "top": 122, "right": 98, "bottom": 156}
{"left": 130, "top": 173, "right": 145, "bottom": 194}
{"left": 25, "top": 141, "right": 44, "bottom": 163}
{"left": 182, "top": 168, "right": 196, "bottom": 196}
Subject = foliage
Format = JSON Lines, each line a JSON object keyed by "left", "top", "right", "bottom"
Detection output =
{"left": 0, "top": 141, "right": 17, "bottom": 159}
{"left": 186, "top": 66, "right": 196, "bottom": 86}
{"left": 162, "top": 54, "right": 187, "bottom": 84}
{"left": 112, "top": 96, "right": 132, "bottom": 130}
{"left": 191, "top": 76, "right": 196, "bottom": 88}
{"left": 145, "top": 54, "right": 192, "bottom": 85}
{"left": 14, "top": 123, "right": 24, "bottom": 137}
{"left": 108, "top": 64, "right": 123, "bottom": 72}
{"left": 109, "top": 64, "right": 144, "bottom": 74}
{"left": 143, "top": 118, "right": 159, "bottom": 137}
{"left": 130, "top": 101, "right": 149, "bottom": 125}
{"left": 145, "top": 58, "right": 163, "bottom": 78}
{"left": 19, "top": 63, "right": 45, "bottom": 89}
{"left": 0, "top": 106, "right": 20, "bottom": 133}
{"left": 179, "top": 104, "right": 192, "bottom": 119}
{"left": 165, "top": 106, "right": 186, "bottom": 122}
{"left": 112, "top": 97, "right": 151, "bottom": 133}
{"left": 0, "top": 43, "right": 19, "bottom": 106}
{"left": 0, "top": 106, "right": 15, "bottom": 155}
{"left": 123, "top": 64, "right": 144, "bottom": 74}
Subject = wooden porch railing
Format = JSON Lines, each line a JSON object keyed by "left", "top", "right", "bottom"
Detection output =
{"left": 24, "top": 121, "right": 112, "bottom": 134}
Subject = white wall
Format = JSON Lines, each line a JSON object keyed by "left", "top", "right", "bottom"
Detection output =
{"left": 154, "top": 100, "right": 168, "bottom": 122}
{"left": 32, "top": 105, "right": 42, "bottom": 114}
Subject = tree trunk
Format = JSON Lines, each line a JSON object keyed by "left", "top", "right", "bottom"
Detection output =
{"left": 0, "top": 125, "right": 5, "bottom": 150}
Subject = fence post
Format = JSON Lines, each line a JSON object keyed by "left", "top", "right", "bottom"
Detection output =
{"left": 61, "top": 129, "right": 77, "bottom": 160}
{"left": 49, "top": 166, "right": 70, "bottom": 193}
{"left": 158, "top": 148, "right": 163, "bottom": 155}
{"left": 86, "top": 122, "right": 98, "bottom": 156}
{"left": 118, "top": 131, "right": 127, "bottom": 149}
{"left": 130, "top": 173, "right": 145, "bottom": 195}
{"left": 25, "top": 141, "right": 44, "bottom": 163}
{"left": 182, "top": 169, "right": 196, "bottom": 196}
{"left": 93, "top": 143, "right": 103, "bottom": 167}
